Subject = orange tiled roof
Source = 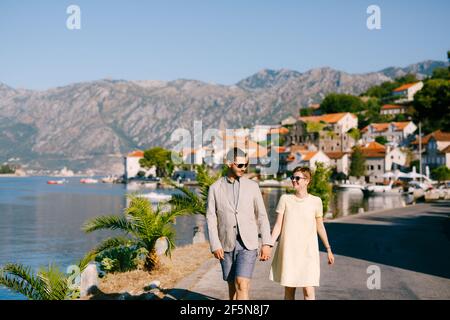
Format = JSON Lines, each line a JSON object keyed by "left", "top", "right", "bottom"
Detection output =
{"left": 393, "top": 82, "right": 420, "bottom": 92}
{"left": 361, "top": 123, "right": 389, "bottom": 133}
{"left": 361, "top": 150, "right": 385, "bottom": 158}
{"left": 361, "top": 121, "right": 411, "bottom": 133}
{"left": 325, "top": 152, "right": 346, "bottom": 159}
{"left": 363, "top": 141, "right": 386, "bottom": 150}
{"left": 299, "top": 112, "right": 357, "bottom": 124}
{"left": 360, "top": 141, "right": 385, "bottom": 158}
{"left": 442, "top": 145, "right": 450, "bottom": 153}
{"left": 299, "top": 151, "right": 318, "bottom": 161}
{"left": 392, "top": 122, "right": 411, "bottom": 130}
{"left": 269, "top": 127, "right": 289, "bottom": 135}
{"left": 381, "top": 104, "right": 404, "bottom": 110}
{"left": 412, "top": 130, "right": 450, "bottom": 145}
{"left": 127, "top": 150, "right": 144, "bottom": 157}
{"left": 290, "top": 145, "right": 309, "bottom": 153}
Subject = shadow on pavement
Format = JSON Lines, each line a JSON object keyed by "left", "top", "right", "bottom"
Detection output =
{"left": 320, "top": 202, "right": 450, "bottom": 279}
{"left": 161, "top": 288, "right": 217, "bottom": 300}
{"left": 83, "top": 286, "right": 217, "bottom": 300}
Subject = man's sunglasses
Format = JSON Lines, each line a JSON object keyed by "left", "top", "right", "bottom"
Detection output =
{"left": 234, "top": 162, "right": 249, "bottom": 169}
{"left": 290, "top": 175, "right": 308, "bottom": 182}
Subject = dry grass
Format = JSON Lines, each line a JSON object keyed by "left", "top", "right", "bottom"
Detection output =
{"left": 93, "top": 242, "right": 212, "bottom": 298}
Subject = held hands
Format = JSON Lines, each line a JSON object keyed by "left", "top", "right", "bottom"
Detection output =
{"left": 213, "top": 248, "right": 224, "bottom": 260}
{"left": 259, "top": 245, "right": 272, "bottom": 261}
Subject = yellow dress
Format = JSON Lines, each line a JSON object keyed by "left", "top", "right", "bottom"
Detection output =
{"left": 269, "top": 193, "right": 323, "bottom": 287}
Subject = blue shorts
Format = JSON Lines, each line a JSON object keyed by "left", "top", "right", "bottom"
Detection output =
{"left": 219, "top": 236, "right": 258, "bottom": 282}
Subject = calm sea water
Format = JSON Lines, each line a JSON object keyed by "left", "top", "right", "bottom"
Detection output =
{"left": 0, "top": 177, "right": 413, "bottom": 299}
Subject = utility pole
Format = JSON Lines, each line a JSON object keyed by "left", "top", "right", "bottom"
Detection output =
{"left": 419, "top": 122, "right": 422, "bottom": 183}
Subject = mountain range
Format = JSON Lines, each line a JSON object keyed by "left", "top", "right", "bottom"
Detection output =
{"left": 0, "top": 60, "right": 447, "bottom": 174}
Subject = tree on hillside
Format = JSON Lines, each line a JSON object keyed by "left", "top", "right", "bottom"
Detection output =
{"left": 364, "top": 81, "right": 398, "bottom": 99}
{"left": 413, "top": 79, "right": 450, "bottom": 133}
{"left": 363, "top": 74, "right": 418, "bottom": 102}
{"left": 0, "top": 165, "right": 15, "bottom": 174}
{"left": 375, "top": 136, "right": 388, "bottom": 145}
{"left": 357, "top": 98, "right": 383, "bottom": 128}
{"left": 320, "top": 93, "right": 365, "bottom": 114}
{"left": 431, "top": 67, "right": 450, "bottom": 80}
{"left": 448, "top": 51, "right": 450, "bottom": 70}
{"left": 347, "top": 128, "right": 361, "bottom": 141}
{"left": 350, "top": 146, "right": 366, "bottom": 178}
{"left": 395, "top": 74, "right": 418, "bottom": 85}
{"left": 300, "top": 107, "right": 313, "bottom": 116}
{"left": 306, "top": 121, "right": 326, "bottom": 133}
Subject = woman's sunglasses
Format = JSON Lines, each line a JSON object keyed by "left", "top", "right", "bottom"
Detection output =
{"left": 234, "top": 162, "right": 249, "bottom": 169}
{"left": 290, "top": 175, "right": 307, "bottom": 182}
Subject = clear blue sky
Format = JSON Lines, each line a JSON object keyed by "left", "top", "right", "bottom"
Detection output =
{"left": 1, "top": 0, "right": 449, "bottom": 90}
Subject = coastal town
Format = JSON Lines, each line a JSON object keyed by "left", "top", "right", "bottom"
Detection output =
{"left": 117, "top": 77, "right": 450, "bottom": 202}
{"left": 0, "top": 0, "right": 449, "bottom": 303}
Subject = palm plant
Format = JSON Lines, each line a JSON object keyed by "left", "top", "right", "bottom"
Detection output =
{"left": 169, "top": 165, "right": 222, "bottom": 216}
{"left": 0, "top": 263, "right": 75, "bottom": 300}
{"left": 82, "top": 194, "right": 182, "bottom": 271}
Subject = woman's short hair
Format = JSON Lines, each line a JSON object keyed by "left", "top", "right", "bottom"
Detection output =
{"left": 292, "top": 166, "right": 312, "bottom": 187}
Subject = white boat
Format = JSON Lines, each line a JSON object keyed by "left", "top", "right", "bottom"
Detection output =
{"left": 362, "top": 181, "right": 403, "bottom": 196}
{"left": 140, "top": 192, "right": 172, "bottom": 202}
{"left": 335, "top": 181, "right": 364, "bottom": 192}
{"left": 101, "top": 176, "right": 116, "bottom": 183}
{"left": 425, "top": 185, "right": 450, "bottom": 201}
{"left": 80, "top": 178, "right": 99, "bottom": 184}
{"left": 142, "top": 182, "right": 158, "bottom": 189}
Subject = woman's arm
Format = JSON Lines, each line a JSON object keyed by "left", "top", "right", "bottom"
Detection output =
{"left": 316, "top": 217, "right": 335, "bottom": 265}
{"left": 270, "top": 211, "right": 284, "bottom": 244}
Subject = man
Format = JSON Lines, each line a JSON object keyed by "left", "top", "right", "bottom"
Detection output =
{"left": 206, "top": 147, "right": 273, "bottom": 300}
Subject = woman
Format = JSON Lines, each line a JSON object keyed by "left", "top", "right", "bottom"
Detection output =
{"left": 269, "top": 166, "right": 335, "bottom": 300}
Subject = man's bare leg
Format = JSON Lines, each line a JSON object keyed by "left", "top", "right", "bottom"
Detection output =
{"left": 227, "top": 281, "right": 236, "bottom": 300}
{"left": 284, "top": 287, "right": 296, "bottom": 300}
{"left": 235, "top": 277, "right": 251, "bottom": 300}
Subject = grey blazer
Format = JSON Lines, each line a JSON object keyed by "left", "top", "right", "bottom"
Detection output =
{"left": 206, "top": 176, "right": 273, "bottom": 252}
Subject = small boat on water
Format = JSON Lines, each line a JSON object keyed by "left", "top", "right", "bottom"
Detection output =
{"left": 101, "top": 176, "right": 116, "bottom": 183}
{"left": 140, "top": 192, "right": 172, "bottom": 202}
{"left": 47, "top": 179, "right": 66, "bottom": 185}
{"left": 80, "top": 178, "right": 99, "bottom": 184}
{"left": 142, "top": 182, "right": 158, "bottom": 189}
{"left": 335, "top": 181, "right": 365, "bottom": 192}
{"left": 362, "top": 181, "right": 403, "bottom": 196}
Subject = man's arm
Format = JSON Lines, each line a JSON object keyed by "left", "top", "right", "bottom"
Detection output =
{"left": 254, "top": 185, "right": 273, "bottom": 247}
{"left": 205, "top": 185, "right": 223, "bottom": 254}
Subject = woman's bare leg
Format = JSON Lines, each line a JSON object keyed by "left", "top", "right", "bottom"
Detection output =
{"left": 302, "top": 287, "right": 315, "bottom": 300}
